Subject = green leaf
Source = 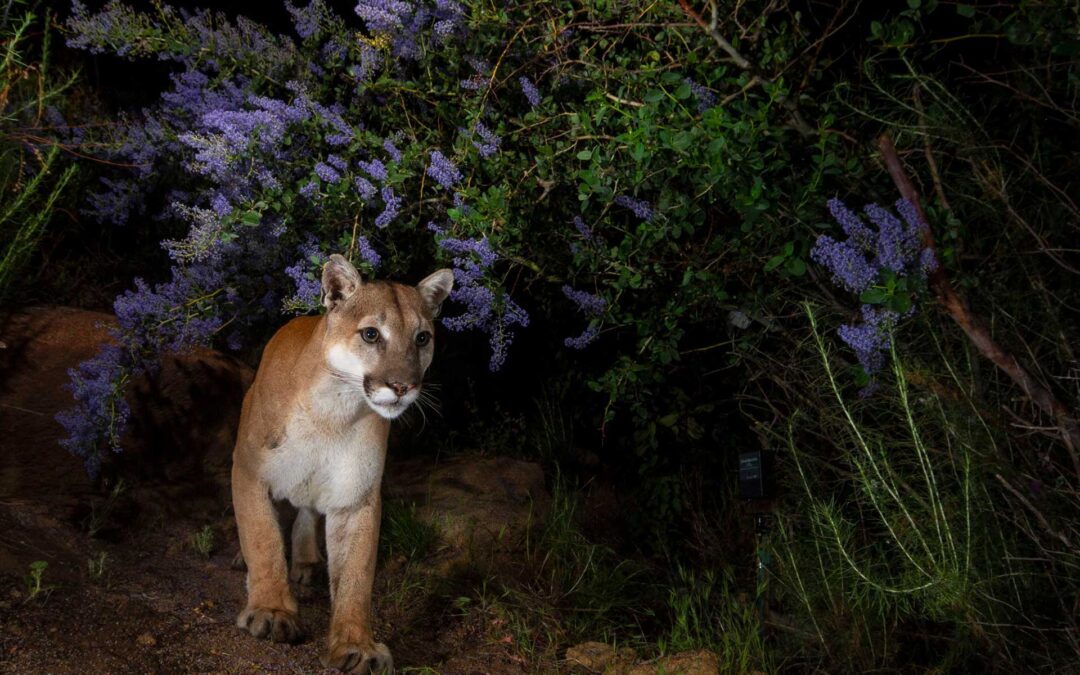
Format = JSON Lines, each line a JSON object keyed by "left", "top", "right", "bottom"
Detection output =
{"left": 576, "top": 149, "right": 593, "bottom": 161}
{"left": 860, "top": 287, "right": 888, "bottom": 304}
{"left": 785, "top": 257, "right": 806, "bottom": 276}
{"left": 764, "top": 255, "right": 786, "bottom": 272}
{"left": 956, "top": 4, "right": 975, "bottom": 17}
{"left": 241, "top": 211, "right": 261, "bottom": 226}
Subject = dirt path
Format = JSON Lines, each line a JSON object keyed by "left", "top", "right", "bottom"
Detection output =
{"left": 0, "top": 497, "right": 532, "bottom": 674}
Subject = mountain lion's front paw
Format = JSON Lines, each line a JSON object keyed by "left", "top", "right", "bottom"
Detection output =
{"left": 323, "top": 640, "right": 393, "bottom": 674}
{"left": 236, "top": 606, "right": 302, "bottom": 643}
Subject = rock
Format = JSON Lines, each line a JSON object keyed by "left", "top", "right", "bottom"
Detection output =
{"left": 0, "top": 308, "right": 252, "bottom": 576}
{"left": 384, "top": 456, "right": 550, "bottom": 568}
{"left": 0, "top": 307, "right": 253, "bottom": 503}
{"left": 136, "top": 632, "right": 157, "bottom": 647}
{"left": 566, "top": 641, "right": 637, "bottom": 672}
{"left": 624, "top": 650, "right": 720, "bottom": 675}
{"left": 566, "top": 641, "right": 616, "bottom": 671}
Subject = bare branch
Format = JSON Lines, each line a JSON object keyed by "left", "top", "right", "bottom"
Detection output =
{"left": 878, "top": 134, "right": 1080, "bottom": 476}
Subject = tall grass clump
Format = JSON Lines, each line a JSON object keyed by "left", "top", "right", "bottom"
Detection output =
{"left": 0, "top": 3, "right": 77, "bottom": 301}
{"left": 770, "top": 305, "right": 1080, "bottom": 670}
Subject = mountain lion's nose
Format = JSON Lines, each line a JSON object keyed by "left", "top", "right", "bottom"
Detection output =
{"left": 388, "top": 381, "right": 415, "bottom": 397}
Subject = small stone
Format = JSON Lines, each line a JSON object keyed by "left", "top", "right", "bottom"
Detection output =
{"left": 566, "top": 641, "right": 617, "bottom": 671}
{"left": 626, "top": 650, "right": 720, "bottom": 675}
{"left": 136, "top": 632, "right": 157, "bottom": 647}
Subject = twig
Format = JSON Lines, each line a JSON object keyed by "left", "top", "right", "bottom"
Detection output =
{"left": 877, "top": 134, "right": 1080, "bottom": 479}
{"left": 995, "top": 473, "right": 1076, "bottom": 554}
{"left": 603, "top": 92, "right": 644, "bottom": 108}
{"left": 676, "top": 0, "right": 814, "bottom": 136}
{"left": 677, "top": 0, "right": 751, "bottom": 68}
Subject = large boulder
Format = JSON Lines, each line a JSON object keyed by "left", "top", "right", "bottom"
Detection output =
{"left": 0, "top": 307, "right": 253, "bottom": 506}
{"left": 384, "top": 455, "right": 550, "bottom": 569}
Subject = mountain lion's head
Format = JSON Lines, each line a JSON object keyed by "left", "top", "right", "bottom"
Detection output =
{"left": 319, "top": 254, "right": 453, "bottom": 420}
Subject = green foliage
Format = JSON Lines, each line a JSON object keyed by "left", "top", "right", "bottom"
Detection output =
{"left": 661, "top": 566, "right": 768, "bottom": 674}
{"left": 84, "top": 478, "right": 126, "bottom": 538}
{"left": 24, "top": 560, "right": 51, "bottom": 601}
{"left": 87, "top": 551, "right": 109, "bottom": 580}
{"left": 190, "top": 524, "right": 215, "bottom": 559}
{"left": 380, "top": 500, "right": 438, "bottom": 560}
{"left": 0, "top": 3, "right": 77, "bottom": 301}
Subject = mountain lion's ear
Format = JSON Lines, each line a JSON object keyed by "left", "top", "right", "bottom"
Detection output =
{"left": 416, "top": 268, "right": 454, "bottom": 317}
{"left": 321, "top": 254, "right": 361, "bottom": 310}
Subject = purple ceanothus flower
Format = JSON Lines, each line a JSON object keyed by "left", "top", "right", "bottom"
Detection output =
{"left": 564, "top": 325, "right": 600, "bottom": 350}
{"left": 519, "top": 76, "right": 541, "bottom": 107}
{"left": 426, "top": 150, "right": 462, "bottom": 189}
{"left": 562, "top": 285, "right": 606, "bottom": 349}
{"left": 838, "top": 305, "right": 898, "bottom": 380}
{"left": 468, "top": 121, "right": 501, "bottom": 158}
{"left": 354, "top": 176, "right": 377, "bottom": 200}
{"left": 374, "top": 187, "right": 401, "bottom": 228}
{"left": 811, "top": 198, "right": 937, "bottom": 389}
{"left": 357, "top": 235, "right": 381, "bottom": 269}
{"left": 573, "top": 215, "right": 595, "bottom": 242}
{"left": 354, "top": 0, "right": 465, "bottom": 77}
{"left": 432, "top": 226, "right": 528, "bottom": 371}
{"left": 56, "top": 344, "right": 132, "bottom": 477}
{"left": 809, "top": 236, "right": 876, "bottom": 294}
{"left": 284, "top": 237, "right": 325, "bottom": 310}
{"left": 383, "top": 137, "right": 402, "bottom": 162}
{"left": 357, "top": 158, "right": 388, "bottom": 182}
{"left": 614, "top": 194, "right": 654, "bottom": 222}
{"left": 314, "top": 161, "right": 342, "bottom": 183}
{"left": 300, "top": 180, "right": 319, "bottom": 198}
{"left": 562, "top": 285, "right": 606, "bottom": 316}
{"left": 286, "top": 0, "right": 329, "bottom": 39}
{"left": 684, "top": 77, "right": 717, "bottom": 113}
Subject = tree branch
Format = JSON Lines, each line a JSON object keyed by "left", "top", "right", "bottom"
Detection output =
{"left": 877, "top": 134, "right": 1080, "bottom": 476}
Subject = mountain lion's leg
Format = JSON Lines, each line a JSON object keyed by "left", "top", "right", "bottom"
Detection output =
{"left": 322, "top": 491, "right": 393, "bottom": 673}
{"left": 233, "top": 460, "right": 300, "bottom": 643}
{"left": 290, "top": 506, "right": 323, "bottom": 586}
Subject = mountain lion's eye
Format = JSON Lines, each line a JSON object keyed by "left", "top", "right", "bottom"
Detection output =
{"left": 415, "top": 331, "right": 431, "bottom": 347}
{"left": 361, "top": 327, "right": 380, "bottom": 343}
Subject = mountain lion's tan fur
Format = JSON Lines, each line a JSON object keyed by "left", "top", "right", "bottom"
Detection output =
{"left": 230, "top": 255, "right": 452, "bottom": 673}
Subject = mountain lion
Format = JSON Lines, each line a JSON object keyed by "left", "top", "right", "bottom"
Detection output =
{"left": 230, "top": 254, "right": 452, "bottom": 673}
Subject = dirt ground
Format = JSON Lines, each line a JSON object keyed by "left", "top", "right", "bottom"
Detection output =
{"left": 0, "top": 493, "right": 534, "bottom": 674}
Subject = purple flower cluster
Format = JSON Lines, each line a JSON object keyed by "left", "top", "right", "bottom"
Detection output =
{"left": 460, "top": 57, "right": 490, "bottom": 91}
{"left": 684, "top": 78, "right": 717, "bottom": 113}
{"left": 314, "top": 160, "right": 342, "bottom": 183}
{"left": 838, "top": 305, "right": 898, "bottom": 377}
{"left": 374, "top": 187, "right": 401, "bottom": 228}
{"left": 519, "top": 76, "right": 541, "bottom": 107}
{"left": 357, "top": 158, "right": 388, "bottom": 181}
{"left": 811, "top": 198, "right": 931, "bottom": 293}
{"left": 426, "top": 150, "right": 462, "bottom": 189}
{"left": 356, "top": 235, "right": 381, "bottom": 269}
{"left": 284, "top": 237, "right": 325, "bottom": 311}
{"left": 432, "top": 225, "right": 528, "bottom": 371}
{"left": 468, "top": 121, "right": 501, "bottom": 158}
{"left": 383, "top": 136, "right": 403, "bottom": 162}
{"left": 353, "top": 0, "right": 465, "bottom": 77}
{"left": 286, "top": 0, "right": 331, "bottom": 40}
{"left": 614, "top": 194, "right": 654, "bottom": 222}
{"left": 562, "top": 285, "right": 606, "bottom": 349}
{"left": 55, "top": 345, "right": 131, "bottom": 477}
{"left": 811, "top": 198, "right": 937, "bottom": 389}
{"left": 573, "top": 215, "right": 595, "bottom": 242}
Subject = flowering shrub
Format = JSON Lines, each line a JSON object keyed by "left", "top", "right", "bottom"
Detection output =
{"left": 58, "top": 0, "right": 837, "bottom": 480}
